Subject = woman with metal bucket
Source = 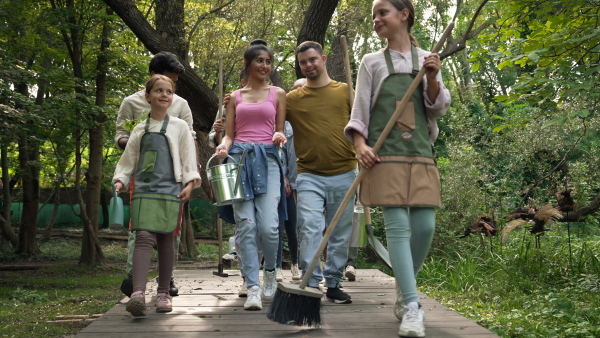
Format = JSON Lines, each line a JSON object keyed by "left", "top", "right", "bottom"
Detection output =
{"left": 344, "top": 0, "right": 451, "bottom": 336}
{"left": 113, "top": 74, "right": 200, "bottom": 316}
{"left": 214, "top": 39, "right": 287, "bottom": 311}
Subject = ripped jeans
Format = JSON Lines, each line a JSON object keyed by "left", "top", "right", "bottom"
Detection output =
{"left": 232, "top": 156, "right": 281, "bottom": 288}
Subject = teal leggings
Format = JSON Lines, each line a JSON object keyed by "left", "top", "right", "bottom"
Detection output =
{"left": 382, "top": 207, "right": 435, "bottom": 305}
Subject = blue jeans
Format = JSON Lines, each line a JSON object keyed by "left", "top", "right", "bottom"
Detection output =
{"left": 235, "top": 227, "right": 263, "bottom": 279}
{"left": 297, "top": 169, "right": 356, "bottom": 288}
{"left": 232, "top": 156, "right": 280, "bottom": 288}
{"left": 382, "top": 207, "right": 435, "bottom": 304}
{"left": 277, "top": 191, "right": 298, "bottom": 268}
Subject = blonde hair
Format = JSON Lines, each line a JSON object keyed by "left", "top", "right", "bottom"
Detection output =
{"left": 145, "top": 74, "right": 176, "bottom": 94}
{"left": 380, "top": 0, "right": 419, "bottom": 47}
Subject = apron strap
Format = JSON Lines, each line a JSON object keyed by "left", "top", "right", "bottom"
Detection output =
{"left": 384, "top": 46, "right": 420, "bottom": 76}
{"left": 160, "top": 114, "right": 169, "bottom": 134}
{"left": 411, "top": 45, "right": 419, "bottom": 76}
{"left": 143, "top": 114, "right": 170, "bottom": 133}
{"left": 384, "top": 48, "right": 395, "bottom": 75}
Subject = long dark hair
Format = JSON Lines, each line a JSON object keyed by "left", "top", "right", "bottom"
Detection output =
{"left": 243, "top": 39, "right": 273, "bottom": 75}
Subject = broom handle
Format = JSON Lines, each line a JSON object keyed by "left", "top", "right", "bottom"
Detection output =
{"left": 215, "top": 57, "right": 225, "bottom": 268}
{"left": 341, "top": 36, "right": 354, "bottom": 104}
{"left": 299, "top": 22, "right": 454, "bottom": 289}
{"left": 217, "top": 57, "right": 224, "bottom": 119}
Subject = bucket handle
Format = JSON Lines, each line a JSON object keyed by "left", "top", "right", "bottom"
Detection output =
{"left": 206, "top": 154, "right": 237, "bottom": 170}
{"left": 232, "top": 150, "right": 248, "bottom": 195}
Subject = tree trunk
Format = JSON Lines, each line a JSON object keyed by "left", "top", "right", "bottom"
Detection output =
{"left": 17, "top": 132, "right": 41, "bottom": 256}
{"left": 0, "top": 145, "right": 18, "bottom": 248}
{"left": 327, "top": 12, "right": 356, "bottom": 83}
{"left": 14, "top": 68, "right": 41, "bottom": 255}
{"left": 327, "top": 31, "right": 346, "bottom": 83}
{"left": 103, "top": 0, "right": 220, "bottom": 197}
{"left": 156, "top": 0, "right": 186, "bottom": 57}
{"left": 179, "top": 203, "right": 198, "bottom": 258}
{"left": 10, "top": 5, "right": 42, "bottom": 255}
{"left": 80, "top": 7, "right": 114, "bottom": 265}
{"left": 294, "top": 0, "right": 340, "bottom": 78}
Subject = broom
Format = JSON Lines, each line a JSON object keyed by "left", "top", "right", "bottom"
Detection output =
{"left": 213, "top": 57, "right": 229, "bottom": 277}
{"left": 268, "top": 21, "right": 455, "bottom": 327}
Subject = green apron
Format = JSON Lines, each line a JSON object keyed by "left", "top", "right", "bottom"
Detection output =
{"left": 131, "top": 115, "right": 182, "bottom": 233}
{"left": 359, "top": 46, "right": 441, "bottom": 208}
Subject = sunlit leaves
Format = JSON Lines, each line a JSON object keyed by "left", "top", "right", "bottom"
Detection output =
{"left": 478, "top": 0, "right": 600, "bottom": 110}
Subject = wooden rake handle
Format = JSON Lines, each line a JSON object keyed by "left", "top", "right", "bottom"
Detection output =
{"left": 299, "top": 21, "right": 455, "bottom": 289}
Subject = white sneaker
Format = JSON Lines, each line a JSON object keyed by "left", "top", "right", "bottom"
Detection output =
{"left": 243, "top": 285, "right": 262, "bottom": 310}
{"left": 238, "top": 280, "right": 248, "bottom": 297}
{"left": 398, "top": 303, "right": 425, "bottom": 337}
{"left": 262, "top": 269, "right": 277, "bottom": 301}
{"left": 344, "top": 265, "right": 356, "bottom": 281}
{"left": 394, "top": 280, "right": 406, "bottom": 320}
{"left": 291, "top": 264, "right": 301, "bottom": 280}
{"left": 276, "top": 268, "right": 284, "bottom": 282}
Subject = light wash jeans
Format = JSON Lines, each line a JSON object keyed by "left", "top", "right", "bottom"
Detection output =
{"left": 232, "top": 156, "right": 280, "bottom": 288}
{"left": 235, "top": 227, "right": 263, "bottom": 279}
{"left": 297, "top": 169, "right": 356, "bottom": 288}
{"left": 382, "top": 207, "right": 435, "bottom": 304}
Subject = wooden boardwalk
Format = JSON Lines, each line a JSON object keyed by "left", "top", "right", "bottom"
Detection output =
{"left": 76, "top": 269, "right": 499, "bottom": 337}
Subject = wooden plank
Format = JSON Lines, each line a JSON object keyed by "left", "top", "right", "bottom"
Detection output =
{"left": 76, "top": 269, "right": 499, "bottom": 338}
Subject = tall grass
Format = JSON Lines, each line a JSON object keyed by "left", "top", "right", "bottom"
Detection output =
{"left": 418, "top": 230, "right": 600, "bottom": 337}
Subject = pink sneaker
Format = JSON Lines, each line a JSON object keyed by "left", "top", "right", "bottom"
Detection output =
{"left": 126, "top": 290, "right": 146, "bottom": 317}
{"left": 155, "top": 292, "right": 173, "bottom": 313}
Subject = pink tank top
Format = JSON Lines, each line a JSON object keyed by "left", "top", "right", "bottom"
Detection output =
{"left": 234, "top": 86, "right": 277, "bottom": 145}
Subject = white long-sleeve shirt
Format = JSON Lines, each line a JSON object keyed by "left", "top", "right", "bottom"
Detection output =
{"left": 345, "top": 47, "right": 451, "bottom": 143}
{"left": 115, "top": 89, "right": 195, "bottom": 145}
{"left": 113, "top": 116, "right": 201, "bottom": 189}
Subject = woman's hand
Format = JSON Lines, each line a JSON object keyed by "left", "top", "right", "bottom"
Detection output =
{"left": 223, "top": 92, "right": 232, "bottom": 107}
{"left": 214, "top": 143, "right": 229, "bottom": 159}
{"left": 272, "top": 131, "right": 287, "bottom": 148}
{"left": 178, "top": 182, "right": 194, "bottom": 203}
{"left": 355, "top": 143, "right": 379, "bottom": 169}
{"left": 424, "top": 53, "right": 441, "bottom": 80}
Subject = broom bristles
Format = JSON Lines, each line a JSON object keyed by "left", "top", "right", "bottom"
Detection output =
{"left": 267, "top": 288, "right": 322, "bottom": 327}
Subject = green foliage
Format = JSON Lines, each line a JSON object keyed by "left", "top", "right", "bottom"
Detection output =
{"left": 474, "top": 0, "right": 600, "bottom": 121}
{"left": 196, "top": 242, "right": 225, "bottom": 261}
{"left": 419, "top": 230, "right": 600, "bottom": 337}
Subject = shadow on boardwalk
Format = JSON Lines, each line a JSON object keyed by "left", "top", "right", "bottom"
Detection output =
{"left": 76, "top": 269, "right": 499, "bottom": 337}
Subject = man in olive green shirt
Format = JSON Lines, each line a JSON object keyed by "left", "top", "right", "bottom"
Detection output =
{"left": 286, "top": 41, "right": 357, "bottom": 304}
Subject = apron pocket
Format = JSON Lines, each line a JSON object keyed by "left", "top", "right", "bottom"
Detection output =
{"left": 359, "top": 160, "right": 441, "bottom": 208}
{"left": 131, "top": 193, "right": 181, "bottom": 233}
{"left": 396, "top": 100, "right": 415, "bottom": 131}
{"left": 141, "top": 150, "right": 157, "bottom": 172}
{"left": 360, "top": 161, "right": 408, "bottom": 206}
{"left": 408, "top": 162, "right": 441, "bottom": 207}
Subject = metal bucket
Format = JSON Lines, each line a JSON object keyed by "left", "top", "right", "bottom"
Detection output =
{"left": 207, "top": 154, "right": 245, "bottom": 206}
